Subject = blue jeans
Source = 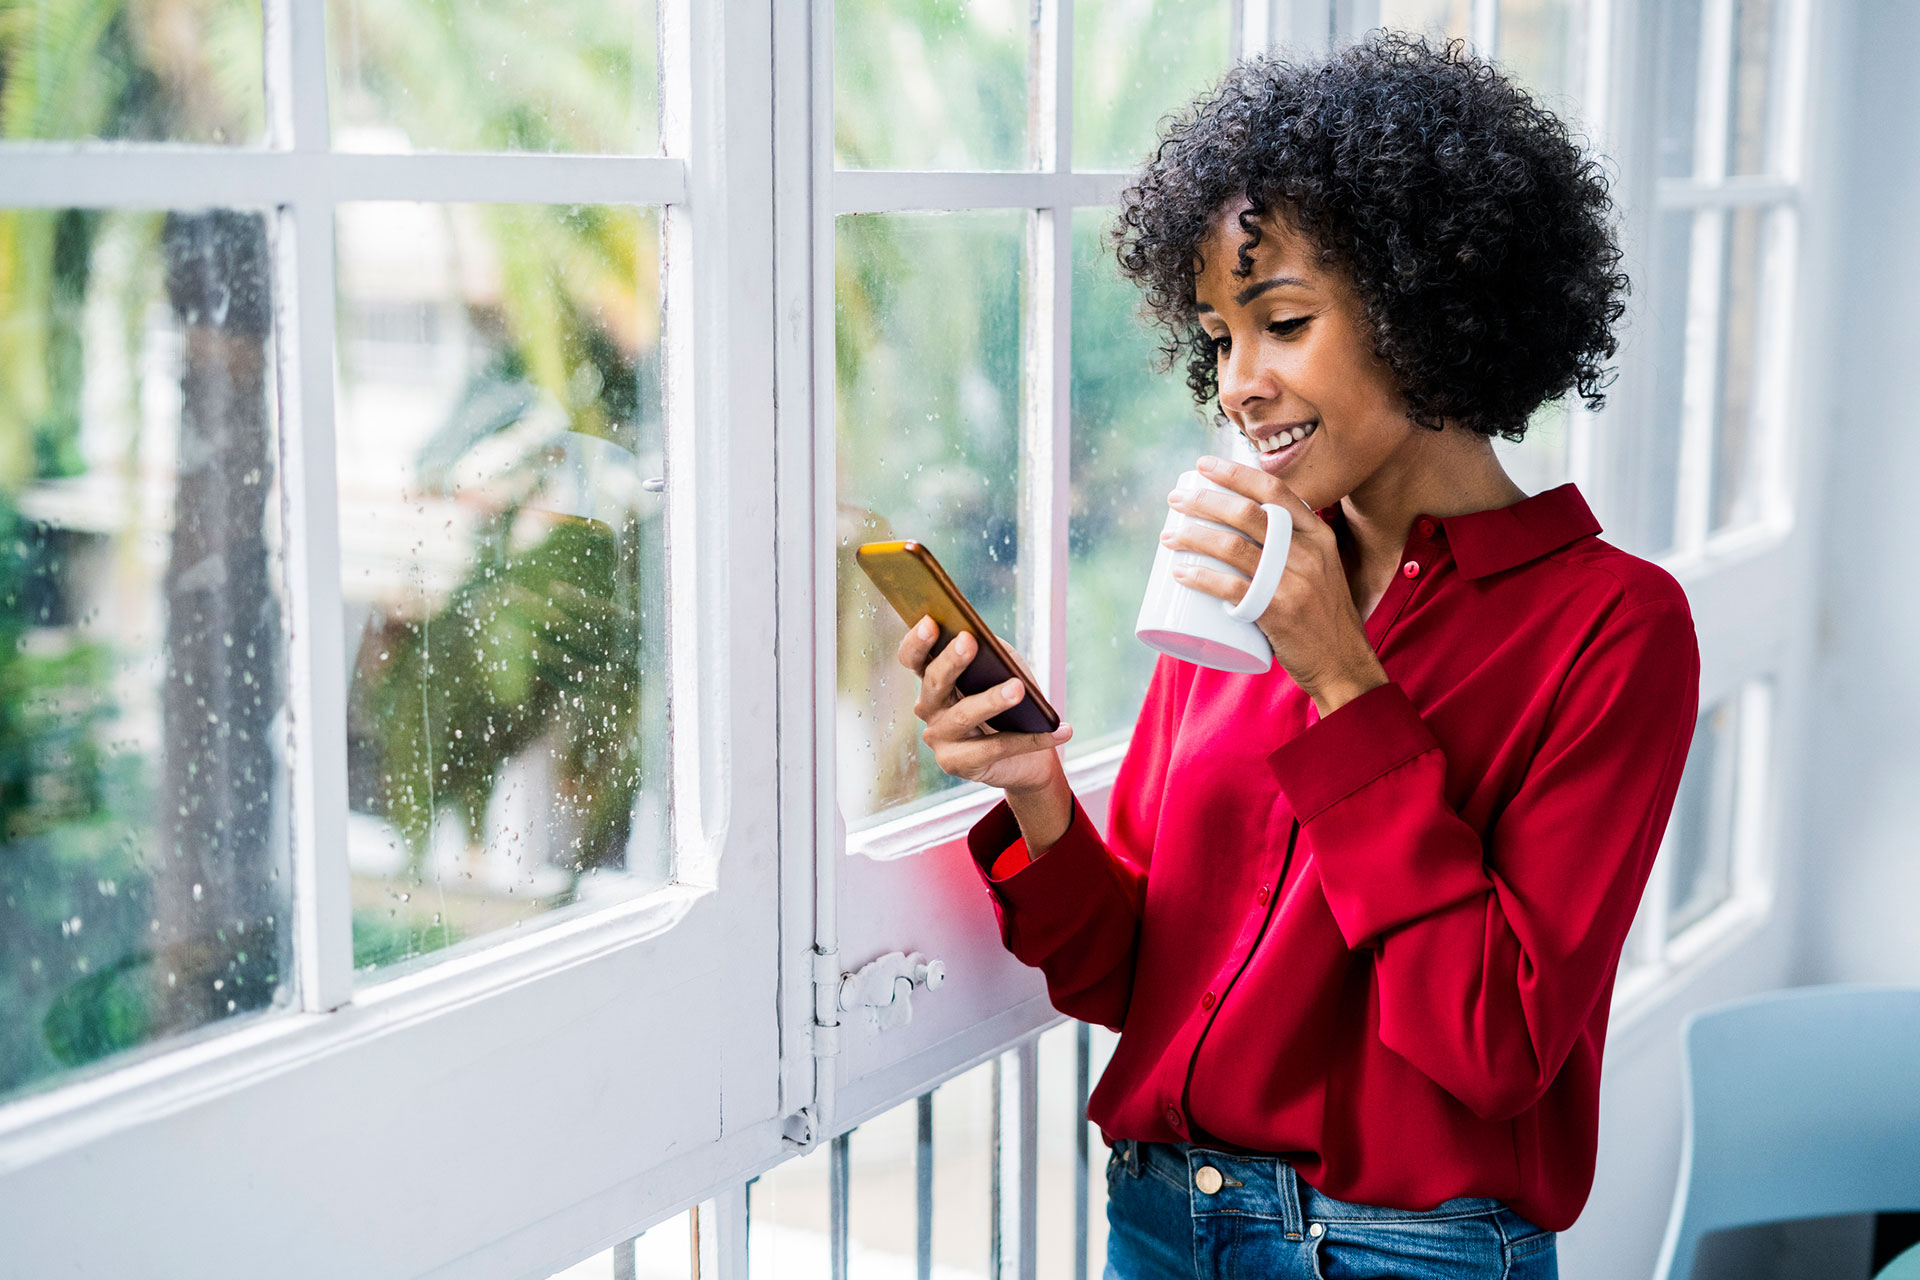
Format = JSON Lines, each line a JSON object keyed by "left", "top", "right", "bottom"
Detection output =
{"left": 1104, "top": 1139, "right": 1558, "bottom": 1280}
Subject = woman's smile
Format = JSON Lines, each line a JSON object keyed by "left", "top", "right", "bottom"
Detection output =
{"left": 1247, "top": 420, "right": 1319, "bottom": 474}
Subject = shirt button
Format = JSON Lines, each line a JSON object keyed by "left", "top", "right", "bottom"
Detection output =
{"left": 1309, "top": 1222, "right": 1325, "bottom": 1238}
{"left": 1402, "top": 560, "right": 1420, "bottom": 578}
{"left": 1417, "top": 518, "right": 1436, "bottom": 538}
{"left": 1195, "top": 1165, "right": 1224, "bottom": 1195}
{"left": 1256, "top": 884, "right": 1271, "bottom": 905}
{"left": 1166, "top": 1106, "right": 1183, "bottom": 1129}
{"left": 1200, "top": 990, "right": 1216, "bottom": 1010}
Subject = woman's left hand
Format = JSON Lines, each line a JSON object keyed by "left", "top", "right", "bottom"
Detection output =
{"left": 1163, "top": 455, "right": 1389, "bottom": 715}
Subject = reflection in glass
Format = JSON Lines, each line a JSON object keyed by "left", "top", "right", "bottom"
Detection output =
{"left": 1071, "top": 0, "right": 1234, "bottom": 171}
{"left": 1710, "top": 207, "right": 1769, "bottom": 534}
{"left": 0, "top": 0, "right": 264, "bottom": 143}
{"left": 1726, "top": 0, "right": 1777, "bottom": 177}
{"left": 833, "top": 0, "right": 1029, "bottom": 171}
{"left": 1067, "top": 208, "right": 1212, "bottom": 750}
{"left": 1378, "top": 0, "right": 1471, "bottom": 43}
{"left": 1496, "top": 0, "right": 1585, "bottom": 111}
{"left": 836, "top": 212, "right": 1024, "bottom": 824}
{"left": 1666, "top": 691, "right": 1747, "bottom": 939}
{"left": 0, "top": 208, "right": 292, "bottom": 1102}
{"left": 328, "top": 0, "right": 659, "bottom": 154}
{"left": 1655, "top": 0, "right": 1705, "bottom": 179}
{"left": 335, "top": 203, "right": 666, "bottom": 979}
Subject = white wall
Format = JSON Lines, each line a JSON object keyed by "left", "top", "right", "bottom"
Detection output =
{"left": 1795, "top": 0, "right": 1920, "bottom": 991}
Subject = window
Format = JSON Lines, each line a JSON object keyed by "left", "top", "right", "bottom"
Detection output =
{"left": 1, "top": 1, "right": 1827, "bottom": 1274}
{"left": 0, "top": 3, "right": 787, "bottom": 1274}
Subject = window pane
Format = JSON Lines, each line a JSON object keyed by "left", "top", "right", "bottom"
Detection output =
{"left": 1067, "top": 207, "right": 1210, "bottom": 750}
{"left": 1494, "top": 399, "right": 1572, "bottom": 498}
{"left": 845, "top": 1092, "right": 923, "bottom": 1270}
{"left": 1616, "top": 209, "right": 1695, "bottom": 558}
{"left": 1710, "top": 206, "right": 1768, "bottom": 534}
{"left": 1726, "top": 0, "right": 1778, "bottom": 177}
{"left": 747, "top": 1138, "right": 833, "bottom": 1275}
{"left": 1666, "top": 691, "right": 1746, "bottom": 938}
{"left": 1655, "top": 0, "right": 1705, "bottom": 179}
{"left": 1035, "top": 1021, "right": 1084, "bottom": 1279}
{"left": 0, "top": 208, "right": 291, "bottom": 1103}
{"left": 1377, "top": 0, "right": 1471, "bottom": 42}
{"left": 327, "top": 0, "right": 659, "bottom": 154}
{"left": 336, "top": 203, "right": 666, "bottom": 980}
{"left": 836, "top": 212, "right": 1024, "bottom": 824}
{"left": 930, "top": 1058, "right": 997, "bottom": 1276}
{"left": 0, "top": 1, "right": 264, "bottom": 143}
{"left": 1071, "top": 0, "right": 1234, "bottom": 171}
{"left": 834, "top": 0, "right": 1030, "bottom": 171}
{"left": 1496, "top": 0, "right": 1585, "bottom": 111}
{"left": 546, "top": 1212, "right": 691, "bottom": 1280}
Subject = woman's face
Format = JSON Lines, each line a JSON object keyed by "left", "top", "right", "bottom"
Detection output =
{"left": 1192, "top": 203, "right": 1414, "bottom": 511}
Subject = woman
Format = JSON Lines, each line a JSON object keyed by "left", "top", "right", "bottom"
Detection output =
{"left": 897, "top": 34, "right": 1697, "bottom": 1280}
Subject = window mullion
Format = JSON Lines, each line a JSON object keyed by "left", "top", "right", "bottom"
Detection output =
{"left": 1471, "top": 0, "right": 1500, "bottom": 56}
{"left": 274, "top": 0, "right": 355, "bottom": 1014}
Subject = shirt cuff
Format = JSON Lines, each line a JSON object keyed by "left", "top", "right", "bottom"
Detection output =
{"left": 968, "top": 793, "right": 1105, "bottom": 902}
{"left": 1267, "top": 681, "right": 1438, "bottom": 821}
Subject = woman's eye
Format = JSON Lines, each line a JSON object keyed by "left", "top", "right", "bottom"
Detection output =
{"left": 1269, "top": 316, "right": 1310, "bottom": 337}
{"left": 1209, "top": 334, "right": 1231, "bottom": 356}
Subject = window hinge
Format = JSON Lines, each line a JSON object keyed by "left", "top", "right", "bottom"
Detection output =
{"left": 810, "top": 945, "right": 842, "bottom": 1060}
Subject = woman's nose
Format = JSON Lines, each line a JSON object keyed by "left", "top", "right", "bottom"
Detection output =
{"left": 1218, "top": 341, "right": 1274, "bottom": 416}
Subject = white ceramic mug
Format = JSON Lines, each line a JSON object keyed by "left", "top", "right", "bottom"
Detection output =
{"left": 1135, "top": 470, "right": 1292, "bottom": 673}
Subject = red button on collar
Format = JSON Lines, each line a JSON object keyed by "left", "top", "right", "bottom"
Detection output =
{"left": 1402, "top": 560, "right": 1421, "bottom": 578}
{"left": 1256, "top": 884, "right": 1271, "bottom": 905}
{"left": 1417, "top": 518, "right": 1437, "bottom": 538}
{"left": 1200, "top": 990, "right": 1216, "bottom": 1010}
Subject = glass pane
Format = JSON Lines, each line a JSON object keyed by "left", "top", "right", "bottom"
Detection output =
{"left": 547, "top": 1211, "right": 691, "bottom": 1280}
{"left": 1035, "top": 1022, "right": 1085, "bottom": 1279}
{"left": 1496, "top": 0, "right": 1585, "bottom": 111}
{"left": 1655, "top": 0, "right": 1705, "bottom": 179}
{"left": 327, "top": 0, "right": 659, "bottom": 154}
{"left": 1726, "top": 0, "right": 1778, "bottom": 177}
{"left": 1617, "top": 209, "right": 1695, "bottom": 558}
{"left": 336, "top": 203, "right": 667, "bottom": 980}
{"left": 833, "top": 0, "right": 1030, "bottom": 171}
{"left": 1494, "top": 398, "right": 1572, "bottom": 497}
{"left": 846, "top": 1094, "right": 921, "bottom": 1269}
{"left": 0, "top": 207, "right": 291, "bottom": 1103}
{"left": 1710, "top": 206, "right": 1767, "bottom": 534}
{"left": 1377, "top": 0, "right": 1472, "bottom": 42}
{"left": 1067, "top": 207, "right": 1212, "bottom": 750}
{"left": 836, "top": 212, "right": 1025, "bottom": 824}
{"left": 1071, "top": 0, "right": 1234, "bottom": 171}
{"left": 0, "top": 0, "right": 264, "bottom": 143}
{"left": 1666, "top": 691, "right": 1743, "bottom": 938}
{"left": 931, "top": 1058, "right": 997, "bottom": 1277}
{"left": 747, "top": 1139, "right": 833, "bottom": 1276}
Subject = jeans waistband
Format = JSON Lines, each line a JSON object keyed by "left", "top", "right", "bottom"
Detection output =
{"left": 1115, "top": 1138, "right": 1309, "bottom": 1237}
{"left": 1115, "top": 1138, "right": 1513, "bottom": 1232}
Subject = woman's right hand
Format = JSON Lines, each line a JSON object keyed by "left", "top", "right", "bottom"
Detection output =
{"left": 897, "top": 617, "right": 1073, "bottom": 798}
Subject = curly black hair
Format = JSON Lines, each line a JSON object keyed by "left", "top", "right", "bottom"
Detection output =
{"left": 1112, "top": 32, "right": 1628, "bottom": 442}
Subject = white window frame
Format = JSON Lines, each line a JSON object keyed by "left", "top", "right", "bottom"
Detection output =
{"left": 0, "top": 3, "right": 799, "bottom": 1276}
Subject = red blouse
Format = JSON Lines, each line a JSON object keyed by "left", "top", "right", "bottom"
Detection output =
{"left": 968, "top": 482, "right": 1699, "bottom": 1233}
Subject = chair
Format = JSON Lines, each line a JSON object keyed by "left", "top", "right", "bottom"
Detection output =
{"left": 1652, "top": 984, "right": 1920, "bottom": 1280}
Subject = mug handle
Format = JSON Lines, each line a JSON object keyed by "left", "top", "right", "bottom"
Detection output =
{"left": 1223, "top": 503, "right": 1292, "bottom": 622}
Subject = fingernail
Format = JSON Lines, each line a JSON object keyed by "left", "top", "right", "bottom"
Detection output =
{"left": 917, "top": 617, "right": 935, "bottom": 639}
{"left": 955, "top": 633, "right": 973, "bottom": 654}
{"left": 1166, "top": 488, "right": 1185, "bottom": 504}
{"left": 1171, "top": 564, "right": 1190, "bottom": 580}
{"left": 1159, "top": 531, "right": 1173, "bottom": 544}
{"left": 1001, "top": 679, "right": 1023, "bottom": 703}
{"left": 1197, "top": 455, "right": 1221, "bottom": 471}
{"left": 1053, "top": 723, "right": 1073, "bottom": 740}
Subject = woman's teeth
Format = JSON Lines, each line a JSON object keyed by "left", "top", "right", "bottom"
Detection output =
{"left": 1254, "top": 423, "right": 1317, "bottom": 455}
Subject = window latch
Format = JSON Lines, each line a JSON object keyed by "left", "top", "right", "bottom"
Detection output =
{"left": 836, "top": 950, "right": 946, "bottom": 1033}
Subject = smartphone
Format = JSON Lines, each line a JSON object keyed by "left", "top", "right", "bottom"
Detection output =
{"left": 854, "top": 540, "right": 1061, "bottom": 735}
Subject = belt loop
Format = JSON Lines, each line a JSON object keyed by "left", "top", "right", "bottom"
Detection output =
{"left": 1124, "top": 1138, "right": 1141, "bottom": 1176}
{"left": 1276, "top": 1158, "right": 1305, "bottom": 1239}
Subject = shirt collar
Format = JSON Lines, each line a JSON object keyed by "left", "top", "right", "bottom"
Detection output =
{"left": 1317, "top": 483, "right": 1602, "bottom": 581}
